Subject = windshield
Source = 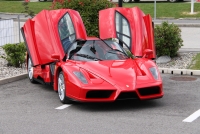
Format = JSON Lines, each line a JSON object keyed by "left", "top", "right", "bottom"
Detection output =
{"left": 68, "top": 40, "right": 132, "bottom": 61}
{"left": 58, "top": 13, "right": 76, "bottom": 53}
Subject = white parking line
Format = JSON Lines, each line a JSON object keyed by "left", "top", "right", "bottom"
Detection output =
{"left": 55, "top": 104, "right": 71, "bottom": 110}
{"left": 183, "top": 109, "right": 200, "bottom": 123}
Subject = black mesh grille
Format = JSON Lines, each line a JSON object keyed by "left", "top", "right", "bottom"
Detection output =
{"left": 86, "top": 90, "right": 113, "bottom": 99}
{"left": 117, "top": 92, "right": 139, "bottom": 100}
{"left": 138, "top": 86, "right": 160, "bottom": 96}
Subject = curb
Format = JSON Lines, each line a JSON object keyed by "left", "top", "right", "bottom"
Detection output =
{"left": 0, "top": 68, "right": 200, "bottom": 85}
{"left": 0, "top": 73, "right": 27, "bottom": 85}
{"left": 178, "top": 48, "right": 200, "bottom": 53}
{"left": 158, "top": 68, "right": 200, "bottom": 76}
{"left": 154, "top": 23, "right": 200, "bottom": 27}
{"left": 156, "top": 18, "right": 200, "bottom": 20}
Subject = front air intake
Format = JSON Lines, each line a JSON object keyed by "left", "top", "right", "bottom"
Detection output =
{"left": 138, "top": 86, "right": 160, "bottom": 96}
{"left": 117, "top": 92, "right": 139, "bottom": 100}
{"left": 86, "top": 90, "right": 113, "bottom": 99}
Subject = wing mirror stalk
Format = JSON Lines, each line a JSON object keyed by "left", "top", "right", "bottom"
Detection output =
{"left": 142, "top": 49, "right": 153, "bottom": 58}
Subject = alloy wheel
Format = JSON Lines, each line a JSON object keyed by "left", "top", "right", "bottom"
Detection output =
{"left": 28, "top": 58, "right": 33, "bottom": 80}
{"left": 58, "top": 72, "right": 65, "bottom": 101}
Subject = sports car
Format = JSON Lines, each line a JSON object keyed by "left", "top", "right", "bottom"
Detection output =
{"left": 21, "top": 7, "right": 164, "bottom": 104}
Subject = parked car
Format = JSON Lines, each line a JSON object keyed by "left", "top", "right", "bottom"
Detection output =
{"left": 123, "top": 0, "right": 183, "bottom": 2}
{"left": 21, "top": 7, "right": 164, "bottom": 104}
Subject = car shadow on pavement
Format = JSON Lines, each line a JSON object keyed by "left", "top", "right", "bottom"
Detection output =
{"left": 71, "top": 99, "right": 164, "bottom": 112}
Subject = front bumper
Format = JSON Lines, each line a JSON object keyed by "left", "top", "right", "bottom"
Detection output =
{"left": 67, "top": 81, "right": 163, "bottom": 102}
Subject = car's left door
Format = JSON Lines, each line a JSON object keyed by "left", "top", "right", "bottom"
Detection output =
{"left": 21, "top": 9, "right": 87, "bottom": 66}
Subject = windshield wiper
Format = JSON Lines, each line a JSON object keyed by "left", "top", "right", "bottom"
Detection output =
{"left": 76, "top": 54, "right": 102, "bottom": 61}
{"left": 107, "top": 49, "right": 126, "bottom": 55}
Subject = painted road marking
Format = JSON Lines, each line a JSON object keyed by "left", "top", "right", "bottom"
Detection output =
{"left": 55, "top": 104, "right": 71, "bottom": 110}
{"left": 183, "top": 109, "right": 200, "bottom": 123}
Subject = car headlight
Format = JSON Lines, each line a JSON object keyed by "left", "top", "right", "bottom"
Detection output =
{"left": 73, "top": 71, "right": 88, "bottom": 84}
{"left": 149, "top": 67, "right": 158, "bottom": 80}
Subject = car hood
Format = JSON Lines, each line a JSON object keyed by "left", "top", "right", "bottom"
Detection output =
{"left": 76, "top": 59, "right": 141, "bottom": 90}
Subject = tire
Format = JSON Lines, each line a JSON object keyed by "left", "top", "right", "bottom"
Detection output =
{"left": 134, "top": 0, "right": 140, "bottom": 2}
{"left": 27, "top": 57, "right": 37, "bottom": 83}
{"left": 58, "top": 71, "right": 71, "bottom": 104}
{"left": 168, "top": 0, "right": 177, "bottom": 2}
{"left": 123, "top": 0, "right": 132, "bottom": 3}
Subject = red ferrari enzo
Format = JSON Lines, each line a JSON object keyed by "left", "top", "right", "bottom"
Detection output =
{"left": 21, "top": 7, "right": 164, "bottom": 104}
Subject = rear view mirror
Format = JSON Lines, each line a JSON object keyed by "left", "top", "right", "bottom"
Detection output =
{"left": 142, "top": 49, "right": 153, "bottom": 58}
{"left": 51, "top": 54, "right": 60, "bottom": 60}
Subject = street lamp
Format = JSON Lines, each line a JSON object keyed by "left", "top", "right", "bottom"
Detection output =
{"left": 118, "top": 0, "right": 122, "bottom": 7}
{"left": 118, "top": 0, "right": 123, "bottom": 47}
{"left": 191, "top": 0, "right": 194, "bottom": 14}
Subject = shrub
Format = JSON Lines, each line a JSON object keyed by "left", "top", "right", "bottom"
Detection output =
{"left": 51, "top": 0, "right": 116, "bottom": 37}
{"left": 154, "top": 21, "right": 183, "bottom": 57}
{"left": 0, "top": 43, "right": 27, "bottom": 67}
{"left": 21, "top": 1, "right": 35, "bottom": 18}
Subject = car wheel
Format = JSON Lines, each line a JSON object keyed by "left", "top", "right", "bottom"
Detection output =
{"left": 168, "top": 0, "right": 177, "bottom": 2}
{"left": 58, "top": 71, "right": 71, "bottom": 104}
{"left": 123, "top": 0, "right": 132, "bottom": 3}
{"left": 27, "top": 57, "right": 37, "bottom": 83}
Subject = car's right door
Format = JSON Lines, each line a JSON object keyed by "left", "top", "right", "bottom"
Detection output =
{"left": 99, "top": 7, "right": 156, "bottom": 59}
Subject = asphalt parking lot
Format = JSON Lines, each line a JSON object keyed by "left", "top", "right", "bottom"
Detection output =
{"left": 0, "top": 74, "right": 200, "bottom": 134}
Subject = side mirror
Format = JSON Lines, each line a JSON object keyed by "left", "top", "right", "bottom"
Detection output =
{"left": 143, "top": 49, "right": 153, "bottom": 58}
{"left": 51, "top": 54, "right": 60, "bottom": 60}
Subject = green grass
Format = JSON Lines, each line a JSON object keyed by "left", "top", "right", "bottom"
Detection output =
{"left": 0, "top": 1, "right": 200, "bottom": 18}
{"left": 123, "top": 2, "right": 200, "bottom": 19}
{"left": 189, "top": 53, "right": 200, "bottom": 70}
{"left": 0, "top": 1, "right": 52, "bottom": 13}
